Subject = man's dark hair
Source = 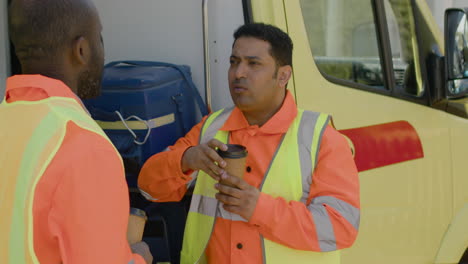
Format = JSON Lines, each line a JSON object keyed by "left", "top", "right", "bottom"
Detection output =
{"left": 8, "top": 0, "right": 95, "bottom": 63}
{"left": 233, "top": 23, "right": 293, "bottom": 67}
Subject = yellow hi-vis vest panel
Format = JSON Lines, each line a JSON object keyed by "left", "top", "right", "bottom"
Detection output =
{"left": 181, "top": 107, "right": 340, "bottom": 264}
{"left": 0, "top": 97, "right": 118, "bottom": 264}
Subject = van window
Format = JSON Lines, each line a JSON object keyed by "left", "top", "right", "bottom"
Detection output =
{"left": 300, "top": 0, "right": 385, "bottom": 89}
{"left": 384, "top": 0, "right": 422, "bottom": 96}
{"left": 300, "top": 0, "right": 423, "bottom": 96}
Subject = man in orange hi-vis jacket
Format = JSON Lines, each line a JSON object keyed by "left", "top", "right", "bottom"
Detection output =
{"left": 0, "top": 0, "right": 152, "bottom": 263}
{"left": 139, "top": 23, "right": 360, "bottom": 264}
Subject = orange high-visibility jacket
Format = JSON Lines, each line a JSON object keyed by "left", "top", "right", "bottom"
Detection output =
{"left": 139, "top": 91, "right": 360, "bottom": 264}
{"left": 0, "top": 75, "right": 145, "bottom": 264}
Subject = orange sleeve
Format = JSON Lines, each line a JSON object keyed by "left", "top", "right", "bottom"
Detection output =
{"left": 138, "top": 116, "right": 208, "bottom": 202}
{"left": 249, "top": 125, "right": 360, "bottom": 251}
{"left": 45, "top": 122, "right": 146, "bottom": 264}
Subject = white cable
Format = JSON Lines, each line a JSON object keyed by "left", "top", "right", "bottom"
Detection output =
{"left": 114, "top": 111, "right": 151, "bottom": 145}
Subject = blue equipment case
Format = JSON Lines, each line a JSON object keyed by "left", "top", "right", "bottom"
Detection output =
{"left": 84, "top": 61, "right": 208, "bottom": 187}
{"left": 84, "top": 61, "right": 207, "bottom": 264}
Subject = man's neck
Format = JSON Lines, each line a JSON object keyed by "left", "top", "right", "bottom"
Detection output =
{"left": 243, "top": 99, "right": 285, "bottom": 127}
{"left": 22, "top": 65, "right": 76, "bottom": 93}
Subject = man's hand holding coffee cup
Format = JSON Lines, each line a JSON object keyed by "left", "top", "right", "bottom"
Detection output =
{"left": 181, "top": 139, "right": 228, "bottom": 181}
{"left": 215, "top": 172, "right": 260, "bottom": 221}
{"left": 130, "top": 241, "right": 153, "bottom": 264}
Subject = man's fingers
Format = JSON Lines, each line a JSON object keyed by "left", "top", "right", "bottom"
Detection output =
{"left": 200, "top": 168, "right": 220, "bottom": 181}
{"left": 215, "top": 192, "right": 240, "bottom": 205}
{"left": 208, "top": 161, "right": 224, "bottom": 175}
{"left": 219, "top": 172, "right": 247, "bottom": 189}
{"left": 203, "top": 159, "right": 224, "bottom": 178}
{"left": 204, "top": 147, "right": 227, "bottom": 168}
{"left": 215, "top": 182, "right": 242, "bottom": 198}
{"left": 207, "top": 139, "right": 228, "bottom": 151}
{"left": 223, "top": 204, "right": 242, "bottom": 215}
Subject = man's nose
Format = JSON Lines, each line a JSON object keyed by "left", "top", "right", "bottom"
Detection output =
{"left": 234, "top": 62, "right": 247, "bottom": 79}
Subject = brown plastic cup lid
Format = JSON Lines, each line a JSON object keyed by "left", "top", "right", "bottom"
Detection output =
{"left": 130, "top": 207, "right": 147, "bottom": 220}
{"left": 217, "top": 144, "right": 248, "bottom": 159}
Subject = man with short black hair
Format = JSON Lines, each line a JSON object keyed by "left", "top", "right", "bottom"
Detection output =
{"left": 233, "top": 22, "right": 293, "bottom": 67}
{"left": 0, "top": 0, "right": 152, "bottom": 263}
{"left": 139, "top": 23, "right": 360, "bottom": 264}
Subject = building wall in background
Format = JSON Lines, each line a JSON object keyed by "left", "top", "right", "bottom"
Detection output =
{"left": 93, "top": 0, "right": 244, "bottom": 111}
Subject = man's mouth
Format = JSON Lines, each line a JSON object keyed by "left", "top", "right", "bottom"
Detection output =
{"left": 232, "top": 85, "right": 247, "bottom": 93}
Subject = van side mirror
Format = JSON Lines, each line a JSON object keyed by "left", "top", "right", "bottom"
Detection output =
{"left": 445, "top": 8, "right": 468, "bottom": 97}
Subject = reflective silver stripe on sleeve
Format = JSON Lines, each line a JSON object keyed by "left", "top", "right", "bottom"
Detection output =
{"left": 308, "top": 203, "right": 337, "bottom": 251}
{"left": 200, "top": 107, "right": 234, "bottom": 144}
{"left": 128, "top": 259, "right": 135, "bottom": 264}
{"left": 298, "top": 111, "right": 320, "bottom": 204}
{"left": 139, "top": 188, "right": 158, "bottom": 202}
{"left": 312, "top": 196, "right": 360, "bottom": 230}
{"left": 308, "top": 196, "right": 360, "bottom": 251}
{"left": 190, "top": 194, "right": 247, "bottom": 221}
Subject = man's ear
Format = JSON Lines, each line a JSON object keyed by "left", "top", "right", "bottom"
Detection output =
{"left": 278, "top": 65, "right": 292, "bottom": 88}
{"left": 71, "top": 36, "right": 91, "bottom": 66}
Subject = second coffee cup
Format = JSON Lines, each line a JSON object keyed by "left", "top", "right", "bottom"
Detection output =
{"left": 217, "top": 144, "right": 248, "bottom": 187}
{"left": 127, "top": 207, "right": 147, "bottom": 244}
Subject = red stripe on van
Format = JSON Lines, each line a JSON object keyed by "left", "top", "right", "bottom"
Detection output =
{"left": 338, "top": 121, "right": 424, "bottom": 172}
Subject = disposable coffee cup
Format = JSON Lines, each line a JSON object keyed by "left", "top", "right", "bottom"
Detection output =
{"left": 217, "top": 144, "right": 248, "bottom": 187}
{"left": 127, "top": 207, "right": 147, "bottom": 244}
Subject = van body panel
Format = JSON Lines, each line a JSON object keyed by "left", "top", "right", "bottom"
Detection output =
{"left": 282, "top": 0, "right": 463, "bottom": 262}
{"left": 449, "top": 113, "right": 468, "bottom": 217}
{"left": 0, "top": 0, "right": 9, "bottom": 102}
{"left": 434, "top": 204, "right": 468, "bottom": 264}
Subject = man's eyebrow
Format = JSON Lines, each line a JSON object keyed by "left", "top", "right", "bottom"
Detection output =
{"left": 230, "top": 55, "right": 262, "bottom": 60}
{"left": 246, "top": 56, "right": 261, "bottom": 60}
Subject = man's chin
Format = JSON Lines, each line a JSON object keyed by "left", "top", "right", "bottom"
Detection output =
{"left": 233, "top": 100, "right": 254, "bottom": 112}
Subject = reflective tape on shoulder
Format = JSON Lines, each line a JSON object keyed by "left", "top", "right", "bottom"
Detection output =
{"left": 200, "top": 107, "right": 234, "bottom": 144}
{"left": 308, "top": 204, "right": 337, "bottom": 251}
